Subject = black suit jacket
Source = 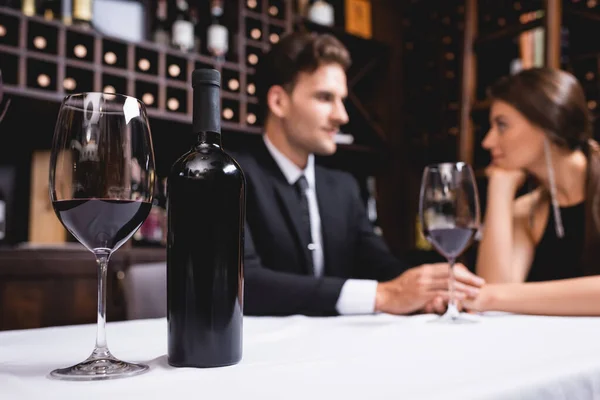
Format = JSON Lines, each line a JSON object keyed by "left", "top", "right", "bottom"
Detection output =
{"left": 233, "top": 141, "right": 409, "bottom": 316}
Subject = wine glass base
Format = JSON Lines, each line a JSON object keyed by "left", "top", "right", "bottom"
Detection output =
{"left": 49, "top": 355, "right": 149, "bottom": 381}
{"left": 427, "top": 304, "right": 480, "bottom": 324}
{"left": 428, "top": 312, "right": 479, "bottom": 324}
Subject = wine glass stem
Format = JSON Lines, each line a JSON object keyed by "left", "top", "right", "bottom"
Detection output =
{"left": 447, "top": 257, "right": 459, "bottom": 317}
{"left": 94, "top": 251, "right": 110, "bottom": 358}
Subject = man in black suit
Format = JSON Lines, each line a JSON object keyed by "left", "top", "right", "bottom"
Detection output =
{"left": 237, "top": 32, "right": 484, "bottom": 316}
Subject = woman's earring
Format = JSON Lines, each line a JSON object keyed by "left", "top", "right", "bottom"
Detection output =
{"left": 544, "top": 138, "right": 565, "bottom": 238}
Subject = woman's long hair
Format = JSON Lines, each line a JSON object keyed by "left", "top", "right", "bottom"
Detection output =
{"left": 487, "top": 67, "right": 600, "bottom": 274}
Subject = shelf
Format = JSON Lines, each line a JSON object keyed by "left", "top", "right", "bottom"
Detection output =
{"left": 569, "top": 51, "right": 600, "bottom": 62}
{"left": 474, "top": 18, "right": 545, "bottom": 47}
{"left": 336, "top": 143, "right": 379, "bottom": 154}
{"left": 565, "top": 8, "right": 600, "bottom": 23}
{"left": 3, "top": 84, "right": 263, "bottom": 135}
{"left": 242, "top": 8, "right": 288, "bottom": 28}
{"left": 294, "top": 16, "right": 387, "bottom": 51}
{"left": 243, "top": 9, "right": 265, "bottom": 21}
{"left": 0, "top": 4, "right": 386, "bottom": 156}
{"left": 472, "top": 99, "right": 491, "bottom": 111}
{"left": 246, "top": 38, "right": 269, "bottom": 50}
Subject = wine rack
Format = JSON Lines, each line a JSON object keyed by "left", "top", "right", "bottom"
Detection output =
{"left": 400, "top": 0, "right": 466, "bottom": 166}
{"left": 564, "top": 0, "right": 600, "bottom": 143}
{"left": 0, "top": 1, "right": 387, "bottom": 151}
{"left": 0, "top": 5, "right": 261, "bottom": 133}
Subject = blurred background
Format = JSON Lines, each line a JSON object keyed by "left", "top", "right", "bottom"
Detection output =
{"left": 0, "top": 0, "right": 597, "bottom": 330}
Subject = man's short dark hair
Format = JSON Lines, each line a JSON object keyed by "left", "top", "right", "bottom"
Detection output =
{"left": 255, "top": 31, "right": 351, "bottom": 118}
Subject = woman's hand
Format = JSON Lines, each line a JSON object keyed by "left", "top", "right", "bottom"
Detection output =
{"left": 486, "top": 166, "right": 527, "bottom": 193}
{"left": 462, "top": 284, "right": 500, "bottom": 313}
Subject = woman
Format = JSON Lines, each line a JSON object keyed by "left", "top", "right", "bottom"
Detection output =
{"left": 463, "top": 67, "right": 600, "bottom": 316}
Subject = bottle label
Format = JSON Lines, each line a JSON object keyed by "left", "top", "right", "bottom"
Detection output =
{"left": 154, "top": 30, "right": 170, "bottom": 46}
{"left": 172, "top": 20, "right": 195, "bottom": 51}
{"left": 308, "top": 1, "right": 334, "bottom": 27}
{"left": 74, "top": 0, "right": 93, "bottom": 21}
{"left": 22, "top": 0, "right": 35, "bottom": 16}
{"left": 207, "top": 24, "right": 229, "bottom": 56}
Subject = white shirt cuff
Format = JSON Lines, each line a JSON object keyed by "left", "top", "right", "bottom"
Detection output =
{"left": 335, "top": 279, "right": 378, "bottom": 315}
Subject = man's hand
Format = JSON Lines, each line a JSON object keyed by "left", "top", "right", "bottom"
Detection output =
{"left": 422, "top": 295, "right": 447, "bottom": 314}
{"left": 375, "top": 263, "right": 485, "bottom": 315}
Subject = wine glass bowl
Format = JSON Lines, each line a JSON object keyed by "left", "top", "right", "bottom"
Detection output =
{"left": 419, "top": 162, "right": 481, "bottom": 324}
{"left": 49, "top": 92, "right": 155, "bottom": 380}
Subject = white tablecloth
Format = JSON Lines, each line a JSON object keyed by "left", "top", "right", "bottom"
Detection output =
{"left": 2, "top": 313, "right": 600, "bottom": 400}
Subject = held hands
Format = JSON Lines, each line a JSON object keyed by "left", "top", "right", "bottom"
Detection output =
{"left": 375, "top": 263, "right": 485, "bottom": 315}
{"left": 423, "top": 284, "right": 497, "bottom": 314}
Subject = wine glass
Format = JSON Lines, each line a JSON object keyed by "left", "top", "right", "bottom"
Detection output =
{"left": 49, "top": 92, "right": 155, "bottom": 380}
{"left": 419, "top": 162, "right": 481, "bottom": 324}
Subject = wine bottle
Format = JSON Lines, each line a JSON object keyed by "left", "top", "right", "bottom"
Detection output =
{"left": 172, "top": 0, "right": 195, "bottom": 52}
{"left": 308, "top": 0, "right": 334, "bottom": 27}
{"left": 41, "top": 0, "right": 60, "bottom": 21}
{"left": 153, "top": 0, "right": 170, "bottom": 46}
{"left": 207, "top": 0, "right": 229, "bottom": 58}
{"left": 73, "top": 0, "right": 93, "bottom": 29}
{"left": 167, "top": 69, "right": 245, "bottom": 368}
{"left": 62, "top": 0, "right": 73, "bottom": 25}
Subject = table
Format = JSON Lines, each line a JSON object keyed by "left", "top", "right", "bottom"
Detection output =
{"left": 2, "top": 313, "right": 600, "bottom": 399}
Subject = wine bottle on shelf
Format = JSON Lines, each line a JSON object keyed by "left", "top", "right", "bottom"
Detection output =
{"left": 297, "top": 0, "right": 310, "bottom": 17}
{"left": 167, "top": 69, "right": 245, "bottom": 368}
{"left": 172, "top": 0, "right": 195, "bottom": 52}
{"left": 207, "top": 0, "right": 229, "bottom": 59}
{"left": 246, "top": 0, "right": 259, "bottom": 11}
{"left": 72, "top": 0, "right": 93, "bottom": 29}
{"left": 268, "top": 0, "right": 282, "bottom": 18}
{"left": 41, "top": 0, "right": 61, "bottom": 21}
{"left": 153, "top": 0, "right": 170, "bottom": 46}
{"left": 21, "top": 0, "right": 36, "bottom": 16}
{"left": 62, "top": 0, "right": 73, "bottom": 25}
{"left": 366, "top": 176, "right": 382, "bottom": 236}
{"left": 189, "top": 5, "right": 201, "bottom": 53}
{"left": 308, "top": 0, "right": 334, "bottom": 27}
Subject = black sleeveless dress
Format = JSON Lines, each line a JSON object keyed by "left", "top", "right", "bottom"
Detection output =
{"left": 526, "top": 202, "right": 586, "bottom": 282}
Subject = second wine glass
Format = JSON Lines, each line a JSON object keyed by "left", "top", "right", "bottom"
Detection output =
{"left": 419, "top": 162, "right": 481, "bottom": 324}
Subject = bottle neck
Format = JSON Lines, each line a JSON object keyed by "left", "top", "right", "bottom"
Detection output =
{"left": 196, "top": 131, "right": 222, "bottom": 148}
{"left": 157, "top": 0, "right": 167, "bottom": 21}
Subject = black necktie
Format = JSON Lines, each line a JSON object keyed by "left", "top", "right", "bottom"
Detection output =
{"left": 295, "top": 175, "right": 314, "bottom": 274}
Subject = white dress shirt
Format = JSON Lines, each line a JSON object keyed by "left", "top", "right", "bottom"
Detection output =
{"left": 263, "top": 136, "right": 377, "bottom": 314}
